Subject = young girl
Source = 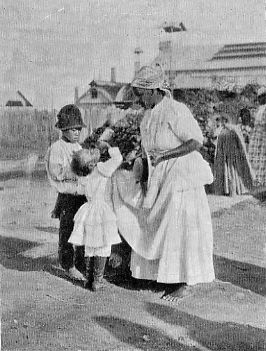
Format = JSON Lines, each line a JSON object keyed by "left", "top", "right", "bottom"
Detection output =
{"left": 68, "top": 129, "right": 123, "bottom": 291}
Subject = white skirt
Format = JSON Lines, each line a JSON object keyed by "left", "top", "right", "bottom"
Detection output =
{"left": 111, "top": 170, "right": 215, "bottom": 286}
{"left": 68, "top": 201, "right": 121, "bottom": 257}
{"left": 130, "top": 187, "right": 215, "bottom": 285}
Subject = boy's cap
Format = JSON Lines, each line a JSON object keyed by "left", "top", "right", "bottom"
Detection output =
{"left": 55, "top": 104, "right": 86, "bottom": 130}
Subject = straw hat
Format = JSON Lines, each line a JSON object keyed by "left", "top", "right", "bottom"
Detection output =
{"left": 258, "top": 86, "right": 266, "bottom": 97}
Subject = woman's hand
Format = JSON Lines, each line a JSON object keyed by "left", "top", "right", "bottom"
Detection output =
{"left": 150, "top": 151, "right": 164, "bottom": 167}
{"left": 97, "top": 140, "right": 111, "bottom": 152}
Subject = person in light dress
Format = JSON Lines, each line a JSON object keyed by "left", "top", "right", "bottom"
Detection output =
{"left": 68, "top": 128, "right": 123, "bottom": 291}
{"left": 111, "top": 65, "right": 215, "bottom": 302}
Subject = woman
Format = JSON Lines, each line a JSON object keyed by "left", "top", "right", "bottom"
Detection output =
{"left": 239, "top": 108, "right": 252, "bottom": 152}
{"left": 112, "top": 65, "right": 215, "bottom": 302}
{"left": 214, "top": 111, "right": 254, "bottom": 196}
{"left": 248, "top": 87, "right": 266, "bottom": 186}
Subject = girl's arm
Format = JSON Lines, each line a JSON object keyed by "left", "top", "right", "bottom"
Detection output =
{"left": 76, "top": 177, "right": 86, "bottom": 195}
{"left": 97, "top": 147, "right": 123, "bottom": 177}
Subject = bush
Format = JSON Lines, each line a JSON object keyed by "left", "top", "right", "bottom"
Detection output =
{"left": 83, "top": 84, "right": 260, "bottom": 168}
{"left": 82, "top": 110, "right": 144, "bottom": 169}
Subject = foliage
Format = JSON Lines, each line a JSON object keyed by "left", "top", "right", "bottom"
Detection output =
{"left": 82, "top": 110, "right": 143, "bottom": 169}
{"left": 83, "top": 84, "right": 261, "bottom": 168}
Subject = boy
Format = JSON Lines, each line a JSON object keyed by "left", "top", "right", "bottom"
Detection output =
{"left": 45, "top": 104, "right": 87, "bottom": 280}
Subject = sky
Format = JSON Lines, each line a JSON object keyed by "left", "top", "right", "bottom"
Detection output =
{"left": 1, "top": 0, "right": 265, "bottom": 109}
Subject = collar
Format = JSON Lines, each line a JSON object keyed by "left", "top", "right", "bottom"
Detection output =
{"left": 62, "top": 135, "right": 71, "bottom": 143}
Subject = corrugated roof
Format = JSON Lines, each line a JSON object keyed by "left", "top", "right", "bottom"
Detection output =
{"left": 211, "top": 42, "right": 266, "bottom": 60}
{"left": 154, "top": 41, "right": 266, "bottom": 72}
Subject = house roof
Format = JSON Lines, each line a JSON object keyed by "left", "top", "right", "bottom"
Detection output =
{"left": 5, "top": 91, "right": 33, "bottom": 107}
{"left": 6, "top": 100, "right": 23, "bottom": 107}
{"left": 87, "top": 80, "right": 127, "bottom": 101}
{"left": 89, "top": 80, "right": 124, "bottom": 88}
{"left": 17, "top": 90, "right": 33, "bottom": 107}
{"left": 154, "top": 41, "right": 266, "bottom": 72}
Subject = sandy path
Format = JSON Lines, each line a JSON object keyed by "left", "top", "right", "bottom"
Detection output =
{"left": 1, "top": 176, "right": 265, "bottom": 351}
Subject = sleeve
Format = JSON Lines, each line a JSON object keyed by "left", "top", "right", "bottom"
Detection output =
{"left": 168, "top": 102, "right": 204, "bottom": 144}
{"left": 97, "top": 147, "right": 123, "bottom": 177}
{"left": 45, "top": 144, "right": 79, "bottom": 194}
{"left": 76, "top": 177, "right": 86, "bottom": 195}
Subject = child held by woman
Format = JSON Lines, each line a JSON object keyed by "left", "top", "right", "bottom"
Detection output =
{"left": 68, "top": 128, "right": 123, "bottom": 291}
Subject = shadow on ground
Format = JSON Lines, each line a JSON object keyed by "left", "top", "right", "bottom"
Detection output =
{"left": 110, "top": 253, "right": 266, "bottom": 297}
{"left": 214, "top": 255, "right": 266, "bottom": 296}
{"left": 0, "top": 169, "right": 47, "bottom": 182}
{"left": 144, "top": 302, "right": 266, "bottom": 351}
{"left": 0, "top": 235, "right": 126, "bottom": 289}
{"left": 0, "top": 235, "right": 85, "bottom": 286}
{"left": 0, "top": 235, "right": 55, "bottom": 272}
{"left": 34, "top": 225, "right": 58, "bottom": 234}
{"left": 252, "top": 190, "right": 266, "bottom": 205}
{"left": 1, "top": 234, "right": 265, "bottom": 297}
{"left": 94, "top": 315, "right": 198, "bottom": 351}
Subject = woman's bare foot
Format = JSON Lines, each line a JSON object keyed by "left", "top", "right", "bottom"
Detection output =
{"left": 161, "top": 283, "right": 191, "bottom": 302}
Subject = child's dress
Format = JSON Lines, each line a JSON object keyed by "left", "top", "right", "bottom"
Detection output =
{"left": 68, "top": 147, "right": 123, "bottom": 257}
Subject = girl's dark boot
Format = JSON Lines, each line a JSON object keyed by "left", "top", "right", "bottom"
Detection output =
{"left": 84, "top": 256, "right": 94, "bottom": 289}
{"left": 92, "top": 256, "right": 107, "bottom": 292}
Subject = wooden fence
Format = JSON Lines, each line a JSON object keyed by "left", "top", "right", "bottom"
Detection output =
{"left": 0, "top": 107, "right": 58, "bottom": 160}
{"left": 0, "top": 105, "right": 128, "bottom": 161}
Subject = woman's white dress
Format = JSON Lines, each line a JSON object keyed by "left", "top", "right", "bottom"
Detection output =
{"left": 68, "top": 147, "right": 122, "bottom": 257}
{"left": 112, "top": 97, "right": 215, "bottom": 285}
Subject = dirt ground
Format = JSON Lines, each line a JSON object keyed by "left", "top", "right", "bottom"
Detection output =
{"left": 1, "top": 172, "right": 266, "bottom": 351}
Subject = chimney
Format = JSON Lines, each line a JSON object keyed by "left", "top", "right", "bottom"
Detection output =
{"left": 111, "top": 67, "right": 116, "bottom": 83}
{"left": 134, "top": 61, "right": 140, "bottom": 76}
{"left": 74, "top": 87, "right": 79, "bottom": 103}
{"left": 134, "top": 47, "right": 143, "bottom": 77}
{"left": 159, "top": 41, "right": 172, "bottom": 53}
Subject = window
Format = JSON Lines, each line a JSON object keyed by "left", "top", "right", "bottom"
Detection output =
{"left": 91, "top": 88, "right": 98, "bottom": 99}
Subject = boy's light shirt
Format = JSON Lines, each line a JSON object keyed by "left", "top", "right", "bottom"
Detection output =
{"left": 45, "top": 139, "right": 82, "bottom": 194}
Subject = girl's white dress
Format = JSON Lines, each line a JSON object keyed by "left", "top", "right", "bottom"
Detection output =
{"left": 68, "top": 147, "right": 122, "bottom": 257}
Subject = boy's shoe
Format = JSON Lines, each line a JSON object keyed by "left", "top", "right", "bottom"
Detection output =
{"left": 66, "top": 267, "right": 86, "bottom": 281}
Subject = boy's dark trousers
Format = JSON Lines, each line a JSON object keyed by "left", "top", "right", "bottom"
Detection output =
{"left": 56, "top": 193, "right": 87, "bottom": 272}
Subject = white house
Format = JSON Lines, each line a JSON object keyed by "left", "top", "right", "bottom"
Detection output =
{"left": 154, "top": 40, "right": 266, "bottom": 89}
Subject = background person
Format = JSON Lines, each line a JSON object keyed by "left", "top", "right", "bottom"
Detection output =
{"left": 45, "top": 104, "right": 87, "bottom": 281}
{"left": 213, "top": 113, "right": 254, "bottom": 196}
{"left": 239, "top": 108, "right": 252, "bottom": 152}
{"left": 248, "top": 87, "right": 266, "bottom": 187}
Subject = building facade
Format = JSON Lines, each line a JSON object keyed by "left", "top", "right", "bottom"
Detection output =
{"left": 154, "top": 41, "right": 266, "bottom": 90}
